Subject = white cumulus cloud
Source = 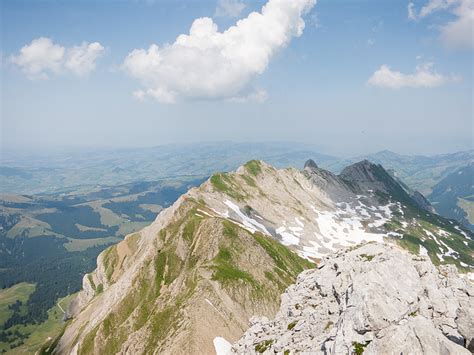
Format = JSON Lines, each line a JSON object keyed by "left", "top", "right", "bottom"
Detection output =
{"left": 10, "top": 38, "right": 64, "bottom": 79}
{"left": 368, "top": 62, "right": 460, "bottom": 89}
{"left": 214, "top": 0, "right": 246, "bottom": 18}
{"left": 10, "top": 37, "right": 104, "bottom": 79}
{"left": 419, "top": 0, "right": 458, "bottom": 17}
{"left": 408, "top": 0, "right": 473, "bottom": 50}
{"left": 122, "top": 0, "right": 316, "bottom": 103}
{"left": 64, "top": 42, "right": 105, "bottom": 76}
{"left": 439, "top": 0, "right": 474, "bottom": 49}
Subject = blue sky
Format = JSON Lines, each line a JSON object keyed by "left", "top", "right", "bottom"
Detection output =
{"left": 1, "top": 0, "right": 472, "bottom": 156}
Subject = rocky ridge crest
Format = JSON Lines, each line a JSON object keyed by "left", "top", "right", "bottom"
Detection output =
{"left": 232, "top": 243, "right": 473, "bottom": 354}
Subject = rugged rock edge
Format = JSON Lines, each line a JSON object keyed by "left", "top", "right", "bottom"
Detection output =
{"left": 232, "top": 243, "right": 474, "bottom": 355}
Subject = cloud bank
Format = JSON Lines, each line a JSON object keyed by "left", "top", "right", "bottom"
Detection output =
{"left": 11, "top": 37, "right": 104, "bottom": 79}
{"left": 408, "top": 0, "right": 473, "bottom": 49}
{"left": 123, "top": 0, "right": 316, "bottom": 103}
{"left": 368, "top": 62, "right": 459, "bottom": 89}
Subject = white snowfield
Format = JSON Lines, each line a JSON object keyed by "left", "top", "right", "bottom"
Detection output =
{"left": 215, "top": 198, "right": 394, "bottom": 260}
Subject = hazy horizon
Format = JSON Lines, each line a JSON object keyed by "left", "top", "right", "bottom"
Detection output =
{"left": 1, "top": 140, "right": 473, "bottom": 162}
{"left": 2, "top": 0, "right": 473, "bottom": 157}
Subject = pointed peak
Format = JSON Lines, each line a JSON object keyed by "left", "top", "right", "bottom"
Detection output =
{"left": 340, "top": 160, "right": 380, "bottom": 178}
{"left": 339, "top": 159, "right": 393, "bottom": 187}
{"left": 304, "top": 159, "right": 318, "bottom": 170}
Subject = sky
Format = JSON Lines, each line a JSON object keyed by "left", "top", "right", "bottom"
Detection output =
{"left": 1, "top": 0, "right": 473, "bottom": 156}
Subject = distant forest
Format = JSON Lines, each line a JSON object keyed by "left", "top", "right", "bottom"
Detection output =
{"left": 0, "top": 239, "right": 103, "bottom": 327}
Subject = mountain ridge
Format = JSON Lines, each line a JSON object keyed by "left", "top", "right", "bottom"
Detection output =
{"left": 50, "top": 159, "right": 473, "bottom": 354}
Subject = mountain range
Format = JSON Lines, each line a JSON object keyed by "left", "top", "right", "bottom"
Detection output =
{"left": 47, "top": 159, "right": 473, "bottom": 355}
{"left": 428, "top": 163, "right": 474, "bottom": 231}
{"left": 2, "top": 143, "right": 472, "bottom": 231}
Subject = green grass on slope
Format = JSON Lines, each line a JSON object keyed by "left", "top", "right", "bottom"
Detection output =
{"left": 244, "top": 160, "right": 262, "bottom": 177}
{"left": 0, "top": 283, "right": 35, "bottom": 327}
{"left": 211, "top": 221, "right": 313, "bottom": 295}
{"left": 211, "top": 247, "right": 256, "bottom": 285}
{"left": 102, "top": 245, "right": 119, "bottom": 283}
{"left": 76, "top": 201, "right": 315, "bottom": 355}
{"left": 0, "top": 293, "right": 76, "bottom": 354}
{"left": 78, "top": 205, "right": 197, "bottom": 355}
{"left": 253, "top": 232, "right": 313, "bottom": 275}
{"left": 63, "top": 236, "right": 121, "bottom": 252}
{"left": 210, "top": 173, "right": 246, "bottom": 201}
{"left": 388, "top": 214, "right": 474, "bottom": 271}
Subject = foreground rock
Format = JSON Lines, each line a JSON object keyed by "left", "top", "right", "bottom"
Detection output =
{"left": 232, "top": 243, "right": 474, "bottom": 354}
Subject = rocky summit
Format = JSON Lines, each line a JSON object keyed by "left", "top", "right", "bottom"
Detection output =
{"left": 232, "top": 243, "right": 474, "bottom": 354}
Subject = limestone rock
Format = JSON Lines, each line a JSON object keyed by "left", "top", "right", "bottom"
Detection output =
{"left": 231, "top": 243, "right": 473, "bottom": 355}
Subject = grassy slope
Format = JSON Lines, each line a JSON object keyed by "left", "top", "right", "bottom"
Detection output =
{"left": 75, "top": 197, "right": 313, "bottom": 355}
{"left": 0, "top": 293, "right": 76, "bottom": 354}
{"left": 63, "top": 236, "right": 121, "bottom": 252}
{"left": 0, "top": 283, "right": 36, "bottom": 326}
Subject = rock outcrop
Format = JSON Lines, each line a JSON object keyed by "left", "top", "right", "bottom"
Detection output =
{"left": 232, "top": 243, "right": 474, "bottom": 354}
{"left": 411, "top": 190, "right": 436, "bottom": 213}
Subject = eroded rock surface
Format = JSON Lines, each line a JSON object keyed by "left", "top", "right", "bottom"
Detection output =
{"left": 232, "top": 243, "right": 474, "bottom": 354}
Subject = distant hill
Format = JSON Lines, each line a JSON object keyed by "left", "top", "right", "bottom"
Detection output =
{"left": 428, "top": 164, "right": 474, "bottom": 231}
{"left": 323, "top": 149, "right": 473, "bottom": 196}
{"left": 2, "top": 144, "right": 472, "bottom": 229}
{"left": 0, "top": 142, "right": 335, "bottom": 195}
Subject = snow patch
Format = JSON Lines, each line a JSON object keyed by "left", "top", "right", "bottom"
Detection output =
{"left": 276, "top": 226, "right": 300, "bottom": 246}
{"left": 419, "top": 245, "right": 429, "bottom": 257}
{"left": 213, "top": 337, "right": 232, "bottom": 355}
{"left": 304, "top": 202, "right": 393, "bottom": 257}
{"left": 387, "top": 231, "right": 403, "bottom": 238}
{"left": 454, "top": 225, "right": 469, "bottom": 239}
{"left": 223, "top": 200, "right": 270, "bottom": 235}
{"left": 437, "top": 229, "right": 450, "bottom": 237}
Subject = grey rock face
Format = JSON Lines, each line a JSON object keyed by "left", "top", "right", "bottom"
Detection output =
{"left": 339, "top": 160, "right": 407, "bottom": 198}
{"left": 339, "top": 159, "right": 381, "bottom": 184}
{"left": 411, "top": 190, "right": 437, "bottom": 213}
{"left": 231, "top": 243, "right": 474, "bottom": 355}
{"left": 304, "top": 159, "right": 319, "bottom": 170}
